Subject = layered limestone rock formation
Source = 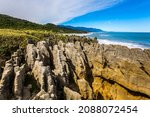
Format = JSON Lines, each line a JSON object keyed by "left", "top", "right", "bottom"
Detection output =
{"left": 0, "top": 40, "right": 150, "bottom": 100}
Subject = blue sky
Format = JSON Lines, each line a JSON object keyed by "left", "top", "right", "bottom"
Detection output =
{"left": 0, "top": 0, "right": 121, "bottom": 24}
{"left": 62, "top": 0, "right": 150, "bottom": 32}
{"left": 0, "top": 0, "right": 150, "bottom": 32}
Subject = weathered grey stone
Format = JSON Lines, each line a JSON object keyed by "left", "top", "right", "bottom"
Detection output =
{"left": 32, "top": 89, "right": 51, "bottom": 100}
{"left": 77, "top": 79, "right": 93, "bottom": 99}
{"left": 26, "top": 44, "right": 37, "bottom": 69}
{"left": 64, "top": 86, "right": 81, "bottom": 100}
{"left": 83, "top": 43, "right": 150, "bottom": 99}
{"left": 11, "top": 49, "right": 23, "bottom": 67}
{"left": 0, "top": 60, "right": 14, "bottom": 99}
{"left": 22, "top": 85, "right": 32, "bottom": 100}
{"left": 52, "top": 42, "right": 70, "bottom": 85}
{"left": 37, "top": 41, "right": 51, "bottom": 65}
{"left": 14, "top": 64, "right": 26, "bottom": 99}
{"left": 0, "top": 65, "right": 2, "bottom": 79}
{"left": 32, "top": 60, "right": 57, "bottom": 99}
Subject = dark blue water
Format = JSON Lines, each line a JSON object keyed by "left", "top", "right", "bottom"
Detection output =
{"left": 88, "top": 32, "right": 150, "bottom": 49}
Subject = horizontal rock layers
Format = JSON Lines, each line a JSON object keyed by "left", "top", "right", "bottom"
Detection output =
{"left": 0, "top": 40, "right": 150, "bottom": 100}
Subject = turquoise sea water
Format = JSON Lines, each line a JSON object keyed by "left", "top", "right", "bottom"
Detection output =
{"left": 88, "top": 32, "right": 150, "bottom": 49}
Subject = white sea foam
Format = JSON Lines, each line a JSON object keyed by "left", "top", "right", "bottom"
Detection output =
{"left": 98, "top": 39, "right": 148, "bottom": 49}
{"left": 63, "top": 32, "right": 93, "bottom": 36}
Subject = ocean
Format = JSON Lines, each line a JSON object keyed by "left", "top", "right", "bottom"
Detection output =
{"left": 87, "top": 32, "right": 150, "bottom": 49}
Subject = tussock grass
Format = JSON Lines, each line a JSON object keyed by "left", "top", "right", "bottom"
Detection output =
{"left": 0, "top": 29, "right": 54, "bottom": 57}
{"left": 0, "top": 29, "right": 97, "bottom": 62}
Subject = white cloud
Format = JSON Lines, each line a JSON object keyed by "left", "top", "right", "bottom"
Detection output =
{"left": 0, "top": 0, "right": 122, "bottom": 24}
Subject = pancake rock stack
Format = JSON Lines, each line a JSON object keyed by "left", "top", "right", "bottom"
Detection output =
{"left": 0, "top": 39, "right": 150, "bottom": 100}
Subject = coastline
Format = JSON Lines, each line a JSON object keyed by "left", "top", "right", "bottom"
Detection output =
{"left": 87, "top": 32, "right": 150, "bottom": 49}
{"left": 62, "top": 32, "right": 150, "bottom": 49}
{"left": 97, "top": 39, "right": 149, "bottom": 49}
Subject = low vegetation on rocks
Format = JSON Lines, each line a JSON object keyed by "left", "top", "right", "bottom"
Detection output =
{"left": 0, "top": 29, "right": 96, "bottom": 64}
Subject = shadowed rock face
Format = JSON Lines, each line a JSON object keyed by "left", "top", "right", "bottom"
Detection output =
{"left": 0, "top": 65, "right": 2, "bottom": 79}
{"left": 0, "top": 40, "right": 150, "bottom": 100}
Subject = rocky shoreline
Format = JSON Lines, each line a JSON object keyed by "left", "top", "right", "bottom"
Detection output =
{"left": 0, "top": 39, "right": 150, "bottom": 100}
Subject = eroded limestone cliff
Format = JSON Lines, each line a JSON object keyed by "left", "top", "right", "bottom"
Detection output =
{"left": 0, "top": 40, "right": 150, "bottom": 100}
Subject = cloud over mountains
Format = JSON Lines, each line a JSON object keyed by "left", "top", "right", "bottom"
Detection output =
{"left": 0, "top": 0, "right": 122, "bottom": 24}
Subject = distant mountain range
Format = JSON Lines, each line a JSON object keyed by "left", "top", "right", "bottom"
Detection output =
{"left": 0, "top": 14, "right": 86, "bottom": 33}
{"left": 60, "top": 25, "right": 103, "bottom": 32}
{"left": 0, "top": 14, "right": 103, "bottom": 33}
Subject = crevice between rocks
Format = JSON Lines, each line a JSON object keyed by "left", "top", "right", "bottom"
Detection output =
{"left": 99, "top": 76, "right": 150, "bottom": 99}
